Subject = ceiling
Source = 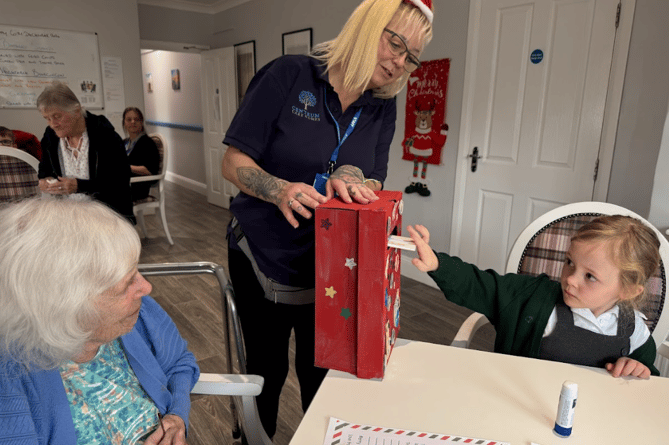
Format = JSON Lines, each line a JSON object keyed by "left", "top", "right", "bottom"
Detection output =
{"left": 137, "top": 0, "right": 251, "bottom": 14}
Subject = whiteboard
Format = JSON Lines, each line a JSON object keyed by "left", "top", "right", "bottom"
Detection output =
{"left": 0, "top": 25, "right": 103, "bottom": 109}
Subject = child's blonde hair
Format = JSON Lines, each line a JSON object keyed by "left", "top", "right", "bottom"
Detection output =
{"left": 312, "top": 0, "right": 433, "bottom": 99}
{"left": 571, "top": 215, "right": 661, "bottom": 308}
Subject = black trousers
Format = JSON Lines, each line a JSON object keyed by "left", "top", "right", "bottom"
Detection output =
{"left": 227, "top": 246, "right": 327, "bottom": 437}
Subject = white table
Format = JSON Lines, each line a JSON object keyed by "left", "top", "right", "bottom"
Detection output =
{"left": 291, "top": 339, "right": 669, "bottom": 444}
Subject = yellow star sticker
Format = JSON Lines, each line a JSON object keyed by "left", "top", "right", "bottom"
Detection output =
{"left": 325, "top": 286, "right": 337, "bottom": 299}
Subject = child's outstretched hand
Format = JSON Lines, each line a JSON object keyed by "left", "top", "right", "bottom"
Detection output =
{"left": 407, "top": 225, "right": 439, "bottom": 272}
{"left": 605, "top": 357, "right": 651, "bottom": 379}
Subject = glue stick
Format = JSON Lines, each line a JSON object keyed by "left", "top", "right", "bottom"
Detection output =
{"left": 553, "top": 381, "right": 578, "bottom": 437}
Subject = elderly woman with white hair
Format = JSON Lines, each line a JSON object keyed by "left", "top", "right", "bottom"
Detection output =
{"left": 0, "top": 198, "right": 198, "bottom": 444}
{"left": 36, "top": 81, "right": 134, "bottom": 222}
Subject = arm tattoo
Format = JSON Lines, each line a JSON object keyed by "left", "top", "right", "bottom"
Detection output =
{"left": 237, "top": 167, "right": 287, "bottom": 205}
{"left": 330, "top": 165, "right": 364, "bottom": 184}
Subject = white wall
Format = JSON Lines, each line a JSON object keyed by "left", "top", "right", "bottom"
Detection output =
{"left": 648, "top": 105, "right": 669, "bottom": 234}
{"left": 0, "top": 0, "right": 144, "bottom": 138}
{"left": 137, "top": 5, "right": 213, "bottom": 47}
{"left": 607, "top": 0, "right": 669, "bottom": 221}
{"left": 140, "top": 50, "right": 206, "bottom": 190}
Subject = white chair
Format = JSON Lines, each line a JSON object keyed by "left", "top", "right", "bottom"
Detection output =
{"left": 132, "top": 134, "right": 174, "bottom": 245}
{"left": 451, "top": 202, "right": 669, "bottom": 369}
{"left": 138, "top": 262, "right": 273, "bottom": 445}
{"left": 0, "top": 147, "right": 40, "bottom": 202}
{"left": 191, "top": 373, "right": 269, "bottom": 445}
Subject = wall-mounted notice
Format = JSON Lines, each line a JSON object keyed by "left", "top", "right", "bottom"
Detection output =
{"left": 0, "top": 25, "right": 103, "bottom": 109}
{"left": 102, "top": 56, "right": 125, "bottom": 132}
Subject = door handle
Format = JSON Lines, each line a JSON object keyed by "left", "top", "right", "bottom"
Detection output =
{"left": 213, "top": 88, "right": 221, "bottom": 122}
{"left": 468, "top": 147, "right": 482, "bottom": 172}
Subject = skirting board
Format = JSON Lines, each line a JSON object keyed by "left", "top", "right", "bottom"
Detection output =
{"left": 166, "top": 172, "right": 207, "bottom": 195}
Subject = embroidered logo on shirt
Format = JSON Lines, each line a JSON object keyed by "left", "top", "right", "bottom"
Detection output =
{"left": 292, "top": 90, "right": 320, "bottom": 121}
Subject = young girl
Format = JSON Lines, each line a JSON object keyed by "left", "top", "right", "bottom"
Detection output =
{"left": 408, "top": 215, "right": 662, "bottom": 378}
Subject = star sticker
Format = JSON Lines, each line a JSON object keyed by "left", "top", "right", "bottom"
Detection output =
{"left": 340, "top": 308, "right": 352, "bottom": 320}
{"left": 345, "top": 258, "right": 357, "bottom": 270}
{"left": 325, "top": 286, "right": 337, "bottom": 299}
{"left": 321, "top": 218, "right": 332, "bottom": 230}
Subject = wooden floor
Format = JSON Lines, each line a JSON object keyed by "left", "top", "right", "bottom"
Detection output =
{"left": 138, "top": 181, "right": 495, "bottom": 445}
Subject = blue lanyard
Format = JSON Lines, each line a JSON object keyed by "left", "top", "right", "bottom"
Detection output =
{"left": 323, "top": 86, "right": 362, "bottom": 174}
{"left": 125, "top": 139, "right": 134, "bottom": 155}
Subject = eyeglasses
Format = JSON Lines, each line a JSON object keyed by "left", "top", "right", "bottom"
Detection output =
{"left": 383, "top": 28, "right": 421, "bottom": 73}
{"left": 0, "top": 139, "right": 14, "bottom": 146}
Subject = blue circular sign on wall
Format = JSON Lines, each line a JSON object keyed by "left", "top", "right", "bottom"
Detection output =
{"left": 531, "top": 49, "right": 544, "bottom": 64}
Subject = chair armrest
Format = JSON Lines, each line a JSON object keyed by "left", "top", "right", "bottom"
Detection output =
{"left": 450, "top": 313, "right": 490, "bottom": 348}
{"left": 193, "top": 373, "right": 273, "bottom": 445}
{"left": 131, "top": 174, "right": 162, "bottom": 183}
{"left": 657, "top": 341, "right": 669, "bottom": 360}
{"left": 191, "top": 373, "right": 264, "bottom": 396}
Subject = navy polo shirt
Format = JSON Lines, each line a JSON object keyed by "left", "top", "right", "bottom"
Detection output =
{"left": 224, "top": 55, "right": 397, "bottom": 288}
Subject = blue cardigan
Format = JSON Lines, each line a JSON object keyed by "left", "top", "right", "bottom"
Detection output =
{"left": 0, "top": 296, "right": 200, "bottom": 444}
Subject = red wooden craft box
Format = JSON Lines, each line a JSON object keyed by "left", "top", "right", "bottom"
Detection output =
{"left": 314, "top": 191, "right": 403, "bottom": 379}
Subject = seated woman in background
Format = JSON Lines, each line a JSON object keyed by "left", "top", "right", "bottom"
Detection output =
{"left": 123, "top": 107, "right": 160, "bottom": 201}
{"left": 0, "top": 126, "right": 17, "bottom": 147}
{"left": 0, "top": 198, "right": 199, "bottom": 444}
{"left": 13, "top": 128, "right": 42, "bottom": 161}
{"left": 37, "top": 81, "right": 134, "bottom": 222}
{"left": 0, "top": 126, "right": 42, "bottom": 160}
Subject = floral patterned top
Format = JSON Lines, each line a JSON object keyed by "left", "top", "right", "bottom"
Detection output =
{"left": 59, "top": 339, "right": 161, "bottom": 444}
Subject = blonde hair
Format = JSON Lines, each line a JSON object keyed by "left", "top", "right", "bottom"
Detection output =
{"left": 0, "top": 198, "right": 141, "bottom": 370}
{"left": 312, "top": 0, "right": 433, "bottom": 99}
{"left": 571, "top": 215, "right": 661, "bottom": 309}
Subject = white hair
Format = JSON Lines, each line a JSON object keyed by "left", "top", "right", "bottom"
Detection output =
{"left": 36, "top": 81, "right": 85, "bottom": 118}
{"left": 0, "top": 197, "right": 141, "bottom": 370}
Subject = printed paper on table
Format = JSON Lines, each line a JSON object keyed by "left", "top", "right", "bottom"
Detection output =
{"left": 323, "top": 417, "right": 511, "bottom": 445}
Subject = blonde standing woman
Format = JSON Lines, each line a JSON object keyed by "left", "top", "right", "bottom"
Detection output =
{"left": 221, "top": 0, "right": 435, "bottom": 438}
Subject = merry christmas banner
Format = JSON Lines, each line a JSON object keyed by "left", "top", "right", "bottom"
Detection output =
{"left": 402, "top": 58, "right": 450, "bottom": 166}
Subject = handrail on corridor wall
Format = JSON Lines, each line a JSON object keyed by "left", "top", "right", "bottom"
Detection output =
{"left": 145, "top": 120, "right": 203, "bottom": 133}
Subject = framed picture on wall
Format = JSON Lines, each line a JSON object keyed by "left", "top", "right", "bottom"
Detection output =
{"left": 146, "top": 73, "right": 153, "bottom": 93}
{"left": 234, "top": 40, "right": 256, "bottom": 106}
{"left": 282, "top": 28, "right": 312, "bottom": 56}
{"left": 171, "top": 69, "right": 181, "bottom": 90}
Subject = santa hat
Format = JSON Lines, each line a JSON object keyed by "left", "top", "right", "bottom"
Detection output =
{"left": 403, "top": 0, "right": 433, "bottom": 24}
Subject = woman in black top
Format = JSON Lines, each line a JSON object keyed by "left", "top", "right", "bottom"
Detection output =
{"left": 37, "top": 81, "right": 134, "bottom": 222}
{"left": 122, "top": 107, "right": 160, "bottom": 201}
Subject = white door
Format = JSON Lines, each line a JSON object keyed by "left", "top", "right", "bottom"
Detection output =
{"left": 201, "top": 46, "right": 238, "bottom": 208}
{"left": 451, "top": 0, "right": 625, "bottom": 271}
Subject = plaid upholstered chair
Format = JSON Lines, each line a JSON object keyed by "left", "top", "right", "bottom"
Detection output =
{"left": 451, "top": 202, "right": 669, "bottom": 368}
{"left": 0, "top": 147, "right": 39, "bottom": 203}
